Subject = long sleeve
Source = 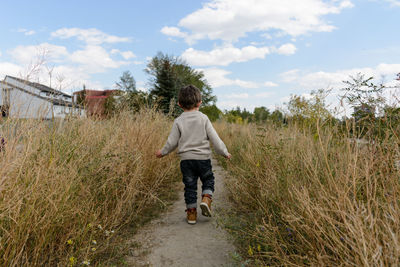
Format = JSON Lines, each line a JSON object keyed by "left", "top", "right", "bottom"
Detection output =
{"left": 161, "top": 121, "right": 180, "bottom": 156}
{"left": 205, "top": 119, "right": 229, "bottom": 157}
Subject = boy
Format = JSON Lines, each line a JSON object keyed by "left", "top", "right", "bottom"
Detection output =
{"left": 156, "top": 85, "right": 231, "bottom": 225}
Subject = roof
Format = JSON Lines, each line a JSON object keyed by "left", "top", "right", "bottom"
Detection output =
{"left": 1, "top": 77, "right": 81, "bottom": 108}
{"left": 5, "top": 75, "right": 71, "bottom": 98}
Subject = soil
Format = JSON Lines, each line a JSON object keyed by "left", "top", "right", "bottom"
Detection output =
{"left": 126, "top": 158, "right": 237, "bottom": 267}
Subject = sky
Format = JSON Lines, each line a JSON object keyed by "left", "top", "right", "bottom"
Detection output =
{"left": 0, "top": 0, "right": 399, "bottom": 113}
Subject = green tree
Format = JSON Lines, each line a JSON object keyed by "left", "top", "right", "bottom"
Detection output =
{"left": 116, "top": 71, "right": 136, "bottom": 92}
{"left": 286, "top": 89, "right": 333, "bottom": 127}
{"left": 200, "top": 105, "right": 222, "bottom": 122}
{"left": 341, "top": 74, "right": 385, "bottom": 137}
{"left": 114, "top": 71, "right": 151, "bottom": 112}
{"left": 146, "top": 52, "right": 216, "bottom": 115}
{"left": 270, "top": 109, "right": 284, "bottom": 124}
{"left": 253, "top": 106, "right": 270, "bottom": 123}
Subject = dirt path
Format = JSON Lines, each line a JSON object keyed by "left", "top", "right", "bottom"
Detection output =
{"left": 126, "top": 158, "right": 237, "bottom": 267}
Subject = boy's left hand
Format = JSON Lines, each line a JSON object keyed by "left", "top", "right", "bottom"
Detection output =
{"left": 155, "top": 150, "right": 163, "bottom": 158}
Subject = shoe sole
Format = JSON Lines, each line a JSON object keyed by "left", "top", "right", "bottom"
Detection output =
{"left": 187, "top": 220, "right": 196, "bottom": 225}
{"left": 200, "top": 202, "right": 212, "bottom": 217}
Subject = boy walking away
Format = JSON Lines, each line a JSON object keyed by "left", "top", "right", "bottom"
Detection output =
{"left": 156, "top": 85, "right": 231, "bottom": 225}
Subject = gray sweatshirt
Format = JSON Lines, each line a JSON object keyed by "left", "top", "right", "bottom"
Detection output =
{"left": 161, "top": 111, "right": 229, "bottom": 160}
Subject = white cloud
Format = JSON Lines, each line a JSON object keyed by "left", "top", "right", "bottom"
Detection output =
{"left": 256, "top": 92, "right": 273, "bottom": 98}
{"left": 0, "top": 62, "right": 23, "bottom": 79}
{"left": 162, "top": 0, "right": 353, "bottom": 43}
{"left": 120, "top": 51, "right": 136, "bottom": 60}
{"left": 264, "top": 81, "right": 278, "bottom": 87}
{"left": 17, "top": 28, "right": 36, "bottom": 36}
{"left": 110, "top": 49, "right": 136, "bottom": 59}
{"left": 9, "top": 43, "right": 68, "bottom": 65}
{"left": 70, "top": 45, "right": 129, "bottom": 72}
{"left": 182, "top": 43, "right": 297, "bottom": 67}
{"left": 182, "top": 45, "right": 270, "bottom": 66}
{"left": 200, "top": 67, "right": 259, "bottom": 88}
{"left": 200, "top": 67, "right": 279, "bottom": 89}
{"left": 281, "top": 63, "right": 400, "bottom": 89}
{"left": 0, "top": 61, "right": 103, "bottom": 93}
{"left": 4, "top": 40, "right": 135, "bottom": 92}
{"left": 339, "top": 0, "right": 355, "bottom": 8}
{"left": 8, "top": 43, "right": 132, "bottom": 74}
{"left": 161, "top": 26, "right": 187, "bottom": 38}
{"left": 226, "top": 93, "right": 249, "bottom": 99}
{"left": 276, "top": 43, "right": 297, "bottom": 55}
{"left": 51, "top": 28, "right": 131, "bottom": 45}
{"left": 281, "top": 69, "right": 301, "bottom": 83}
{"left": 382, "top": 0, "right": 400, "bottom": 7}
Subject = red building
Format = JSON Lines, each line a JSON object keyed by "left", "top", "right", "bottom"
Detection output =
{"left": 73, "top": 89, "right": 119, "bottom": 118}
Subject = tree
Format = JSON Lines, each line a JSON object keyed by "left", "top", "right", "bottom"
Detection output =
{"left": 253, "top": 106, "right": 270, "bottom": 123}
{"left": 270, "top": 109, "right": 284, "bottom": 124}
{"left": 341, "top": 73, "right": 385, "bottom": 119}
{"left": 147, "top": 55, "right": 177, "bottom": 114}
{"left": 116, "top": 71, "right": 136, "bottom": 92}
{"left": 146, "top": 52, "right": 216, "bottom": 115}
{"left": 341, "top": 74, "right": 386, "bottom": 137}
{"left": 200, "top": 105, "right": 222, "bottom": 122}
{"left": 285, "top": 89, "right": 334, "bottom": 131}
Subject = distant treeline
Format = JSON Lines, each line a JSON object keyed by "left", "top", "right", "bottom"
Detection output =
{"left": 111, "top": 52, "right": 399, "bottom": 139}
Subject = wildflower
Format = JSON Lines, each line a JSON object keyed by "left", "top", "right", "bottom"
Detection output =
{"left": 91, "top": 247, "right": 96, "bottom": 252}
{"left": 67, "top": 239, "right": 73, "bottom": 245}
{"left": 257, "top": 244, "right": 261, "bottom": 252}
{"left": 111, "top": 230, "right": 115, "bottom": 234}
{"left": 82, "top": 260, "right": 90, "bottom": 265}
{"left": 248, "top": 245, "right": 253, "bottom": 256}
{"left": 69, "top": 256, "right": 76, "bottom": 266}
{"left": 97, "top": 224, "right": 103, "bottom": 230}
{"left": 92, "top": 240, "right": 97, "bottom": 245}
{"left": 88, "top": 223, "right": 93, "bottom": 228}
{"left": 256, "top": 162, "right": 260, "bottom": 167}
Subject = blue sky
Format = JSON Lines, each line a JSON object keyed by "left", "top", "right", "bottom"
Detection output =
{"left": 0, "top": 0, "right": 399, "bottom": 113}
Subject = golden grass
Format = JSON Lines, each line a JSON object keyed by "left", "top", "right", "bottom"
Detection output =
{"left": 215, "top": 121, "right": 400, "bottom": 266}
{"left": 0, "top": 109, "right": 179, "bottom": 266}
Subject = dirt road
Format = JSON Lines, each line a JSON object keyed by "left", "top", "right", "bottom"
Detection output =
{"left": 126, "top": 158, "right": 237, "bottom": 267}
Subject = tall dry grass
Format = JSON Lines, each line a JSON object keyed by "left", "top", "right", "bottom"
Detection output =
{"left": 0, "top": 109, "right": 179, "bottom": 266}
{"left": 216, "top": 121, "right": 400, "bottom": 266}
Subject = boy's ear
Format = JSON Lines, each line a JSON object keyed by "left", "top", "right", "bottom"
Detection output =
{"left": 196, "top": 101, "right": 202, "bottom": 108}
{"left": 178, "top": 102, "right": 183, "bottom": 108}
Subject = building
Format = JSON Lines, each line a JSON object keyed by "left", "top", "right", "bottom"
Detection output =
{"left": 0, "top": 76, "right": 84, "bottom": 119}
{"left": 73, "top": 89, "right": 119, "bottom": 118}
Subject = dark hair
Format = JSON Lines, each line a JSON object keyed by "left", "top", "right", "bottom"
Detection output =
{"left": 178, "top": 85, "right": 202, "bottom": 110}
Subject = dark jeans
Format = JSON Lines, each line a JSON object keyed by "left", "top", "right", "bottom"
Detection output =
{"left": 180, "top": 159, "right": 215, "bottom": 209}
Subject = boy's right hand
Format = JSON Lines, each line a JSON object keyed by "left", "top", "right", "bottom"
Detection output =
{"left": 155, "top": 150, "right": 163, "bottom": 158}
{"left": 225, "top": 153, "right": 232, "bottom": 160}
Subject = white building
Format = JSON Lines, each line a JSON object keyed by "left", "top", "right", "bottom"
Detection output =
{"left": 0, "top": 76, "right": 84, "bottom": 119}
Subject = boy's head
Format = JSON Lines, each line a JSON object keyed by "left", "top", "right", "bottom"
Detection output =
{"left": 178, "top": 85, "right": 202, "bottom": 110}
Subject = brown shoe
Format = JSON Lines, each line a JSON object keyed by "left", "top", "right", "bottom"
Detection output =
{"left": 186, "top": 208, "right": 197, "bottom": 224}
{"left": 200, "top": 194, "right": 212, "bottom": 217}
